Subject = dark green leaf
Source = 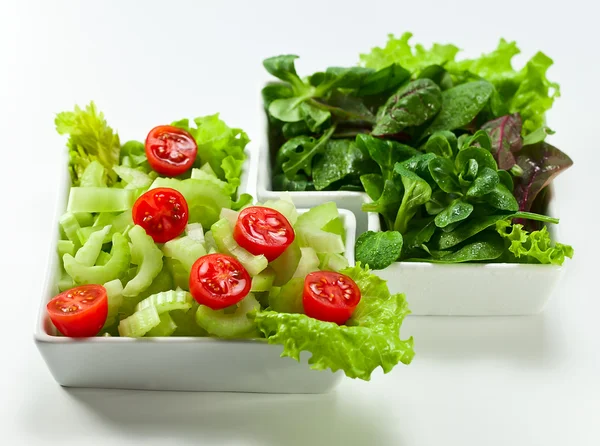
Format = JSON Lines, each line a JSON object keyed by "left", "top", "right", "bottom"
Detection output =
{"left": 455, "top": 147, "right": 497, "bottom": 172}
{"left": 433, "top": 213, "right": 512, "bottom": 249}
{"left": 357, "top": 64, "right": 411, "bottom": 96}
{"left": 313, "top": 140, "right": 376, "bottom": 191}
{"left": 263, "top": 55, "right": 306, "bottom": 93}
{"left": 425, "top": 189, "right": 451, "bottom": 215}
{"left": 434, "top": 199, "right": 474, "bottom": 228}
{"left": 497, "top": 170, "right": 514, "bottom": 191}
{"left": 458, "top": 158, "right": 478, "bottom": 186}
{"left": 272, "top": 173, "right": 309, "bottom": 191}
{"left": 466, "top": 167, "right": 499, "bottom": 197}
{"left": 362, "top": 179, "right": 402, "bottom": 229}
{"left": 420, "top": 232, "right": 504, "bottom": 263}
{"left": 356, "top": 134, "right": 419, "bottom": 180}
{"left": 373, "top": 79, "right": 442, "bottom": 136}
{"left": 282, "top": 121, "right": 311, "bottom": 139}
{"left": 268, "top": 97, "right": 305, "bottom": 122}
{"left": 355, "top": 231, "right": 403, "bottom": 270}
{"left": 300, "top": 102, "right": 330, "bottom": 132}
{"left": 231, "top": 194, "right": 253, "bottom": 211}
{"left": 397, "top": 153, "right": 437, "bottom": 184}
{"left": 418, "top": 64, "right": 454, "bottom": 90}
{"left": 315, "top": 92, "right": 375, "bottom": 123}
{"left": 428, "top": 157, "right": 460, "bottom": 193}
{"left": 459, "top": 129, "right": 492, "bottom": 152}
{"left": 280, "top": 127, "right": 335, "bottom": 178}
{"left": 321, "top": 66, "right": 374, "bottom": 90}
{"left": 403, "top": 218, "right": 437, "bottom": 251}
{"left": 424, "top": 132, "right": 453, "bottom": 158}
{"left": 262, "top": 83, "right": 294, "bottom": 108}
{"left": 393, "top": 167, "right": 432, "bottom": 233}
{"left": 360, "top": 173, "right": 384, "bottom": 201}
{"left": 486, "top": 184, "right": 519, "bottom": 211}
{"left": 275, "top": 136, "right": 314, "bottom": 172}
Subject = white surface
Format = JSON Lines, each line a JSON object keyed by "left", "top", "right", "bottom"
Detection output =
{"left": 2, "top": 0, "right": 599, "bottom": 445}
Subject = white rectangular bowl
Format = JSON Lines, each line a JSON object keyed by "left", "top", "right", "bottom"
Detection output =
{"left": 34, "top": 149, "right": 355, "bottom": 393}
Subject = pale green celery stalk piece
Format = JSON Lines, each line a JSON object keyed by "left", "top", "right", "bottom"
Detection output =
{"left": 251, "top": 267, "right": 276, "bottom": 292}
{"left": 103, "top": 279, "right": 123, "bottom": 329}
{"left": 292, "top": 247, "right": 320, "bottom": 278}
{"left": 199, "top": 163, "right": 217, "bottom": 176}
{"left": 113, "top": 165, "right": 153, "bottom": 189}
{"left": 118, "top": 305, "right": 161, "bottom": 337}
{"left": 135, "top": 289, "right": 193, "bottom": 314}
{"left": 165, "top": 258, "right": 190, "bottom": 291}
{"left": 57, "top": 271, "right": 74, "bottom": 292}
{"left": 121, "top": 156, "right": 132, "bottom": 167}
{"left": 186, "top": 223, "right": 204, "bottom": 243}
{"left": 204, "top": 230, "right": 218, "bottom": 253}
{"left": 211, "top": 218, "right": 268, "bottom": 276}
{"left": 220, "top": 208, "right": 239, "bottom": 229}
{"left": 77, "top": 226, "right": 111, "bottom": 245}
{"left": 57, "top": 240, "right": 75, "bottom": 258}
{"left": 268, "top": 278, "right": 304, "bottom": 314}
{"left": 60, "top": 213, "right": 82, "bottom": 250}
{"left": 262, "top": 196, "right": 298, "bottom": 225}
{"left": 296, "top": 227, "right": 345, "bottom": 254}
{"left": 67, "top": 187, "right": 134, "bottom": 213}
{"left": 162, "top": 236, "right": 207, "bottom": 272}
{"left": 80, "top": 160, "right": 106, "bottom": 187}
{"left": 146, "top": 312, "right": 177, "bottom": 336}
{"left": 63, "top": 233, "right": 131, "bottom": 284}
{"left": 95, "top": 251, "right": 112, "bottom": 266}
{"left": 122, "top": 225, "right": 164, "bottom": 297}
{"left": 171, "top": 302, "right": 208, "bottom": 336}
{"left": 93, "top": 212, "right": 116, "bottom": 227}
{"left": 73, "top": 212, "right": 94, "bottom": 227}
{"left": 195, "top": 294, "right": 260, "bottom": 337}
{"left": 318, "top": 253, "right": 349, "bottom": 272}
{"left": 296, "top": 202, "right": 339, "bottom": 229}
{"left": 269, "top": 238, "right": 301, "bottom": 286}
{"left": 74, "top": 225, "right": 111, "bottom": 266}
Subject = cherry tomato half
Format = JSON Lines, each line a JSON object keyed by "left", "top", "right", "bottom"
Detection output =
{"left": 132, "top": 187, "right": 189, "bottom": 243}
{"left": 145, "top": 125, "right": 197, "bottom": 176}
{"left": 303, "top": 271, "right": 361, "bottom": 325}
{"left": 189, "top": 254, "right": 251, "bottom": 310}
{"left": 47, "top": 285, "right": 108, "bottom": 337}
{"left": 233, "top": 206, "right": 295, "bottom": 261}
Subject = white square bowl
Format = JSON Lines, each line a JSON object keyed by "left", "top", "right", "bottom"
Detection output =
{"left": 34, "top": 150, "right": 355, "bottom": 393}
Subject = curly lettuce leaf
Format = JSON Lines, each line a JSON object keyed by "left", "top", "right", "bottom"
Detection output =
{"left": 496, "top": 220, "right": 573, "bottom": 265}
{"left": 360, "top": 32, "right": 459, "bottom": 72}
{"left": 252, "top": 264, "right": 414, "bottom": 380}
{"left": 56, "top": 101, "right": 120, "bottom": 186}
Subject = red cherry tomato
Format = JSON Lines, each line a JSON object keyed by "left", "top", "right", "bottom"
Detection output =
{"left": 47, "top": 285, "right": 108, "bottom": 337}
{"left": 189, "top": 254, "right": 251, "bottom": 310}
{"left": 145, "top": 125, "right": 197, "bottom": 176}
{"left": 303, "top": 271, "right": 361, "bottom": 325}
{"left": 132, "top": 187, "right": 189, "bottom": 243}
{"left": 233, "top": 206, "right": 295, "bottom": 261}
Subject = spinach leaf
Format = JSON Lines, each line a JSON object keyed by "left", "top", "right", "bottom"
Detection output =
{"left": 398, "top": 153, "right": 437, "bottom": 184}
{"left": 373, "top": 79, "right": 442, "bottom": 136}
{"left": 356, "top": 134, "right": 419, "bottom": 180}
{"left": 393, "top": 166, "right": 432, "bottom": 233}
{"left": 419, "top": 232, "right": 505, "bottom": 263}
{"left": 458, "top": 158, "right": 478, "bottom": 186}
{"left": 300, "top": 102, "right": 330, "bottom": 131}
{"left": 459, "top": 129, "right": 492, "bottom": 152}
{"left": 497, "top": 169, "right": 514, "bottom": 191}
{"left": 282, "top": 121, "right": 312, "bottom": 139}
{"left": 355, "top": 231, "right": 403, "bottom": 270}
{"left": 486, "top": 184, "right": 519, "bottom": 211}
{"left": 262, "top": 82, "right": 294, "bottom": 108}
{"left": 481, "top": 113, "right": 523, "bottom": 170}
{"left": 466, "top": 167, "right": 499, "bottom": 197}
{"left": 360, "top": 173, "right": 384, "bottom": 201}
{"left": 424, "top": 132, "right": 453, "bottom": 158}
{"left": 403, "top": 218, "right": 437, "bottom": 252}
{"left": 424, "top": 81, "right": 494, "bottom": 135}
{"left": 418, "top": 64, "right": 454, "bottom": 90}
{"left": 455, "top": 147, "right": 497, "bottom": 172}
{"left": 313, "top": 139, "right": 376, "bottom": 190}
{"left": 433, "top": 213, "right": 512, "bottom": 249}
{"left": 357, "top": 64, "right": 411, "bottom": 96}
{"left": 425, "top": 189, "right": 451, "bottom": 215}
{"left": 314, "top": 92, "right": 375, "bottom": 123}
{"left": 269, "top": 97, "right": 307, "bottom": 122}
{"left": 429, "top": 157, "right": 460, "bottom": 194}
{"left": 362, "top": 179, "right": 403, "bottom": 229}
{"left": 279, "top": 126, "right": 336, "bottom": 178}
{"left": 434, "top": 199, "right": 474, "bottom": 228}
{"left": 263, "top": 55, "right": 307, "bottom": 93}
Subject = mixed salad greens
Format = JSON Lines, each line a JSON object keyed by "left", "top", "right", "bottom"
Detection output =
{"left": 263, "top": 33, "right": 574, "bottom": 269}
{"left": 48, "top": 102, "right": 414, "bottom": 380}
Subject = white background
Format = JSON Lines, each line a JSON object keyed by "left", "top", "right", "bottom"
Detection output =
{"left": 1, "top": 0, "right": 599, "bottom": 444}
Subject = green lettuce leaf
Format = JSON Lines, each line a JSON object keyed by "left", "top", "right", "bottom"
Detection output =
{"left": 252, "top": 264, "right": 414, "bottom": 380}
{"left": 496, "top": 220, "right": 573, "bottom": 265}
{"left": 56, "top": 101, "right": 120, "bottom": 186}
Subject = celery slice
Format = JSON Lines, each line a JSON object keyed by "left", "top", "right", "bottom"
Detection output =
{"left": 67, "top": 187, "right": 134, "bottom": 213}
{"left": 251, "top": 267, "right": 275, "bottom": 292}
{"left": 80, "top": 161, "right": 106, "bottom": 187}
{"left": 113, "top": 165, "right": 152, "bottom": 189}
{"left": 296, "top": 202, "right": 339, "bottom": 229}
{"left": 195, "top": 294, "right": 260, "bottom": 338}
{"left": 75, "top": 225, "right": 111, "bottom": 266}
{"left": 74, "top": 212, "right": 94, "bottom": 227}
{"left": 318, "top": 253, "right": 349, "bottom": 272}
{"left": 292, "top": 247, "right": 320, "bottom": 278}
{"left": 135, "top": 289, "right": 193, "bottom": 314}
{"left": 204, "top": 230, "right": 218, "bottom": 253}
{"left": 269, "top": 239, "right": 301, "bottom": 286}
{"left": 268, "top": 277, "right": 304, "bottom": 314}
{"left": 122, "top": 225, "right": 163, "bottom": 298}
{"left": 63, "top": 233, "right": 131, "bottom": 284}
{"left": 119, "top": 264, "right": 174, "bottom": 317}
{"left": 57, "top": 240, "right": 75, "bottom": 258}
{"left": 60, "top": 213, "right": 82, "bottom": 250}
{"left": 186, "top": 223, "right": 204, "bottom": 243}
{"left": 57, "top": 272, "right": 74, "bottom": 292}
{"left": 103, "top": 279, "right": 123, "bottom": 328}
{"left": 118, "top": 305, "right": 161, "bottom": 337}
{"left": 162, "top": 236, "right": 206, "bottom": 272}
{"left": 297, "top": 227, "right": 345, "bottom": 253}
{"left": 165, "top": 258, "right": 190, "bottom": 291}
{"left": 96, "top": 251, "right": 112, "bottom": 266}
{"left": 200, "top": 162, "right": 217, "bottom": 176}
{"left": 146, "top": 312, "right": 177, "bottom": 336}
{"left": 171, "top": 302, "right": 208, "bottom": 336}
{"left": 220, "top": 208, "right": 239, "bottom": 229}
{"left": 190, "top": 168, "right": 235, "bottom": 195}
{"left": 322, "top": 217, "right": 346, "bottom": 244}
{"left": 211, "top": 218, "right": 268, "bottom": 276}
{"left": 262, "top": 198, "right": 298, "bottom": 225}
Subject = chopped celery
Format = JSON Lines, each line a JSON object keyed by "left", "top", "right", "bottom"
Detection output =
{"left": 262, "top": 198, "right": 298, "bottom": 225}
{"left": 118, "top": 305, "right": 161, "bottom": 337}
{"left": 220, "top": 208, "right": 239, "bottom": 228}
{"left": 57, "top": 240, "right": 75, "bottom": 258}
{"left": 57, "top": 272, "right": 74, "bottom": 292}
{"left": 318, "top": 253, "right": 349, "bottom": 272}
{"left": 74, "top": 225, "right": 111, "bottom": 266}
{"left": 113, "top": 165, "right": 152, "bottom": 189}
{"left": 80, "top": 161, "right": 106, "bottom": 187}
{"left": 146, "top": 312, "right": 177, "bottom": 336}
{"left": 190, "top": 168, "right": 235, "bottom": 195}
{"left": 77, "top": 226, "right": 112, "bottom": 245}
{"left": 296, "top": 202, "right": 339, "bottom": 229}
{"left": 186, "top": 223, "right": 204, "bottom": 243}
{"left": 93, "top": 212, "right": 115, "bottom": 227}
{"left": 297, "top": 227, "right": 345, "bottom": 254}
{"left": 165, "top": 258, "right": 190, "bottom": 291}
{"left": 63, "top": 233, "right": 131, "bottom": 284}
{"left": 195, "top": 294, "right": 260, "bottom": 337}
{"left": 60, "top": 212, "right": 82, "bottom": 250}
{"left": 292, "top": 247, "right": 320, "bottom": 278}
{"left": 204, "top": 230, "right": 218, "bottom": 252}
{"left": 162, "top": 236, "right": 206, "bottom": 272}
{"left": 322, "top": 217, "right": 346, "bottom": 244}
{"left": 268, "top": 277, "right": 304, "bottom": 314}
{"left": 270, "top": 239, "right": 301, "bottom": 286}
{"left": 135, "top": 289, "right": 193, "bottom": 314}
{"left": 103, "top": 279, "right": 123, "bottom": 328}
{"left": 211, "top": 218, "right": 268, "bottom": 276}
{"left": 122, "top": 225, "right": 163, "bottom": 297}
{"left": 92, "top": 211, "right": 133, "bottom": 236}
{"left": 67, "top": 187, "right": 134, "bottom": 213}
{"left": 74, "top": 212, "right": 94, "bottom": 227}
{"left": 121, "top": 155, "right": 132, "bottom": 167}
{"left": 251, "top": 267, "right": 275, "bottom": 292}
{"left": 200, "top": 162, "right": 217, "bottom": 176}
{"left": 171, "top": 302, "right": 208, "bottom": 336}
{"left": 119, "top": 264, "right": 173, "bottom": 317}
{"left": 96, "top": 251, "right": 112, "bottom": 266}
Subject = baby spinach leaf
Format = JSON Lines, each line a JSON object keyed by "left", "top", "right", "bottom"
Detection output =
{"left": 497, "top": 169, "right": 514, "bottom": 191}
{"left": 433, "top": 213, "right": 512, "bottom": 249}
{"left": 269, "top": 97, "right": 306, "bottom": 122}
{"left": 420, "top": 232, "right": 505, "bottom": 263}
{"left": 373, "top": 79, "right": 442, "bottom": 136}
{"left": 282, "top": 121, "right": 312, "bottom": 139}
{"left": 424, "top": 132, "right": 453, "bottom": 158}
{"left": 481, "top": 113, "right": 523, "bottom": 170}
{"left": 418, "top": 64, "right": 454, "bottom": 90}
{"left": 459, "top": 129, "right": 492, "bottom": 152}
{"left": 455, "top": 147, "right": 497, "bottom": 172}
{"left": 425, "top": 190, "right": 451, "bottom": 215}
{"left": 356, "top": 134, "right": 419, "bottom": 180}
{"left": 466, "top": 167, "right": 499, "bottom": 197}
{"left": 360, "top": 173, "right": 384, "bottom": 201}
{"left": 362, "top": 179, "right": 403, "bottom": 229}
{"left": 300, "top": 102, "right": 330, "bottom": 132}
{"left": 262, "top": 82, "right": 294, "bottom": 108}
{"left": 280, "top": 126, "right": 336, "bottom": 178}
{"left": 313, "top": 140, "right": 376, "bottom": 190}
{"left": 319, "top": 66, "right": 374, "bottom": 90}
{"left": 355, "top": 231, "right": 403, "bottom": 270}
{"left": 357, "top": 64, "right": 411, "bottom": 96}
{"left": 403, "top": 218, "right": 437, "bottom": 251}
{"left": 429, "top": 157, "right": 460, "bottom": 194}
{"left": 486, "top": 184, "right": 519, "bottom": 211}
{"left": 458, "top": 158, "right": 478, "bottom": 186}
{"left": 397, "top": 153, "right": 437, "bottom": 185}
{"left": 315, "top": 92, "right": 375, "bottom": 123}
{"left": 513, "top": 141, "right": 573, "bottom": 212}
{"left": 263, "top": 55, "right": 307, "bottom": 93}
{"left": 425, "top": 81, "right": 494, "bottom": 135}
{"left": 393, "top": 167, "right": 432, "bottom": 233}
{"left": 434, "top": 199, "right": 474, "bottom": 228}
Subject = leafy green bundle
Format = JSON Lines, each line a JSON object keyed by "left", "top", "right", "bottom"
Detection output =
{"left": 263, "top": 33, "right": 573, "bottom": 268}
